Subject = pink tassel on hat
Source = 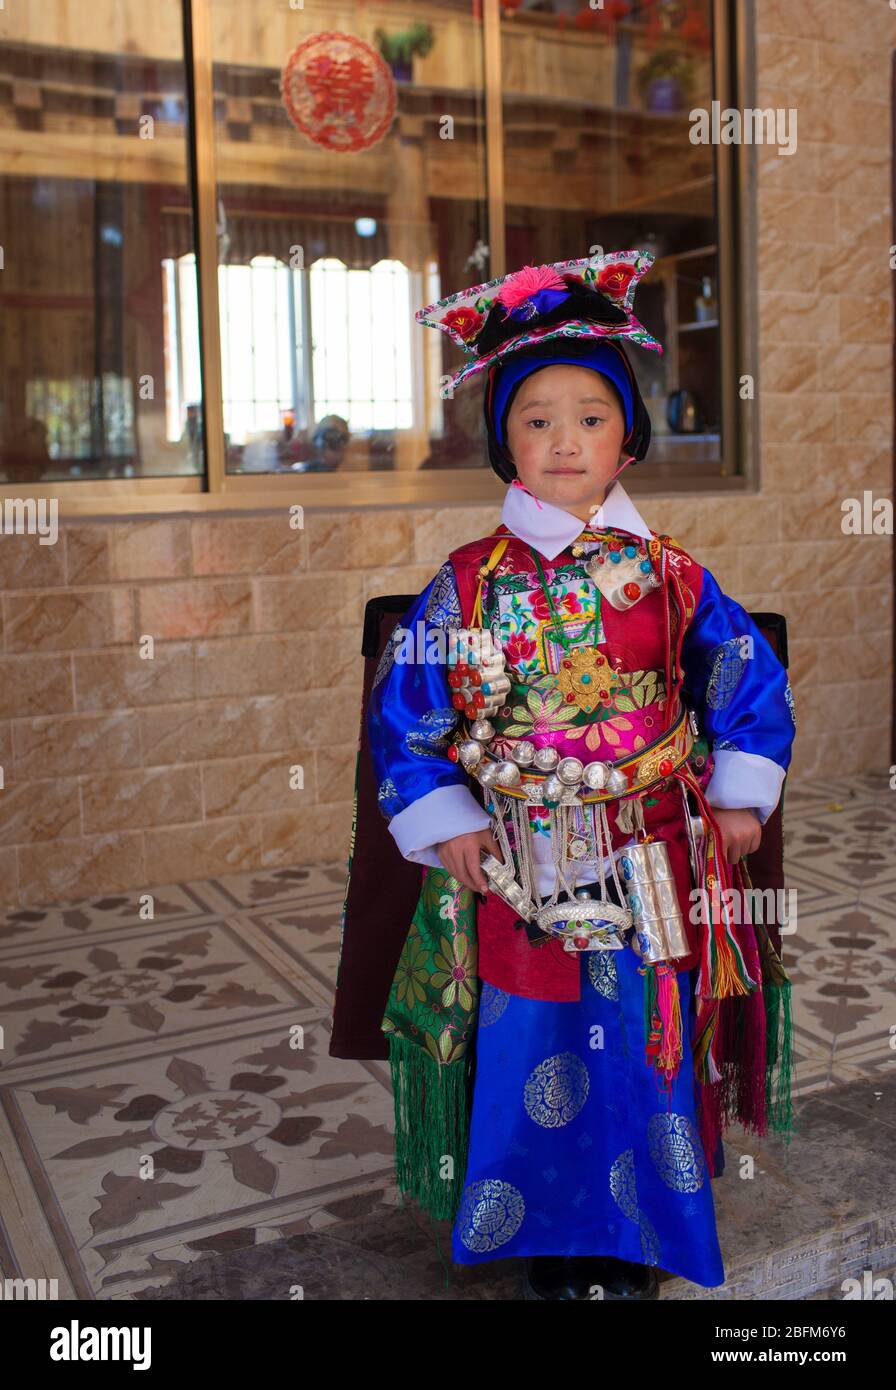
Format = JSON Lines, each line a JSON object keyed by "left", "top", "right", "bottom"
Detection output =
{"left": 496, "top": 264, "right": 567, "bottom": 312}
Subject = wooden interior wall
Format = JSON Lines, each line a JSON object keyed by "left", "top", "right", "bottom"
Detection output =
{"left": 0, "top": 0, "right": 666, "bottom": 101}
{"left": 0, "top": 1, "right": 712, "bottom": 207}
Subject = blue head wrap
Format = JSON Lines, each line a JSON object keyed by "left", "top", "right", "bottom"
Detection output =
{"left": 490, "top": 340, "right": 635, "bottom": 447}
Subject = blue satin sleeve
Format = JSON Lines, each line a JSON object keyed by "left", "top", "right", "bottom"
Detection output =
{"left": 367, "top": 561, "right": 469, "bottom": 823}
{"left": 680, "top": 566, "right": 796, "bottom": 770}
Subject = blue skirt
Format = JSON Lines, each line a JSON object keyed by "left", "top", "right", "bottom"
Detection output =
{"left": 450, "top": 942, "right": 726, "bottom": 1289}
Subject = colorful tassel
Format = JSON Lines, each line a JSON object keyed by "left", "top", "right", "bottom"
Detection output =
{"left": 642, "top": 961, "right": 683, "bottom": 1084}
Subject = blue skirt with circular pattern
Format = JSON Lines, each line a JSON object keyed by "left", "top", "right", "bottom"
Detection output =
{"left": 450, "top": 944, "right": 726, "bottom": 1289}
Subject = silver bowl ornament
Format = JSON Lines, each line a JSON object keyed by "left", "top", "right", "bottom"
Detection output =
{"left": 495, "top": 759, "right": 521, "bottom": 787}
{"left": 533, "top": 745, "right": 560, "bottom": 771}
{"left": 556, "top": 757, "right": 584, "bottom": 786}
{"left": 582, "top": 760, "right": 609, "bottom": 790}
{"left": 510, "top": 740, "right": 536, "bottom": 766}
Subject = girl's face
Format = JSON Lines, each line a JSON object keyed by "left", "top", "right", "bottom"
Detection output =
{"left": 505, "top": 363, "right": 628, "bottom": 520}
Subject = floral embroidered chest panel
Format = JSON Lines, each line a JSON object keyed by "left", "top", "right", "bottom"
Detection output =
{"left": 480, "top": 532, "right": 670, "bottom": 769}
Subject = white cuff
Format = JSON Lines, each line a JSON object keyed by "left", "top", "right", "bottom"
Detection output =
{"left": 388, "top": 782, "right": 492, "bottom": 868}
{"left": 704, "top": 749, "right": 786, "bottom": 825}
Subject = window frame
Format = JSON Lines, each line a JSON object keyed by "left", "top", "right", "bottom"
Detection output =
{"left": 2, "top": 0, "right": 757, "bottom": 518}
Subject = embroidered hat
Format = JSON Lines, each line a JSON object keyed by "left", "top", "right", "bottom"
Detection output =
{"left": 415, "top": 250, "right": 662, "bottom": 396}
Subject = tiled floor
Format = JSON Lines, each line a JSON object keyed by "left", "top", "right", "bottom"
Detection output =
{"left": 0, "top": 773, "right": 893, "bottom": 1300}
{"left": 770, "top": 772, "right": 896, "bottom": 1096}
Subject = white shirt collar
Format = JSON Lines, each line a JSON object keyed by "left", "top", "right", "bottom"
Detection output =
{"left": 500, "top": 479, "right": 653, "bottom": 560}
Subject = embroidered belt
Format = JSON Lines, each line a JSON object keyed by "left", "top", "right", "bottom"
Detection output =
{"left": 472, "top": 704, "right": 696, "bottom": 805}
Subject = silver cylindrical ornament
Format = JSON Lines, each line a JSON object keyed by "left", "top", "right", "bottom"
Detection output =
{"left": 616, "top": 838, "right": 690, "bottom": 962}
{"left": 480, "top": 853, "right": 532, "bottom": 918}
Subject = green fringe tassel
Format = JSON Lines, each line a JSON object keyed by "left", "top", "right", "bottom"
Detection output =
{"left": 741, "top": 864, "right": 795, "bottom": 1148}
{"left": 387, "top": 1032, "right": 472, "bottom": 1223}
{"left": 763, "top": 977, "right": 794, "bottom": 1142}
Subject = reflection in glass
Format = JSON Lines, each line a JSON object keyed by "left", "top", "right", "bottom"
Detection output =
{"left": 0, "top": 1, "right": 202, "bottom": 483}
{"left": 210, "top": 0, "right": 490, "bottom": 475}
{"left": 499, "top": 0, "right": 721, "bottom": 473}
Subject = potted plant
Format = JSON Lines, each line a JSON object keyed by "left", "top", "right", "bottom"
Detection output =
{"left": 635, "top": 46, "right": 695, "bottom": 111}
{"left": 374, "top": 23, "right": 434, "bottom": 82}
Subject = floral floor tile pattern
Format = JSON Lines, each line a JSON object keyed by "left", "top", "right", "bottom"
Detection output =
{"left": 0, "top": 778, "right": 894, "bottom": 1299}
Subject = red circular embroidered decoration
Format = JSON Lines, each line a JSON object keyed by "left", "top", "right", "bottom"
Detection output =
{"left": 281, "top": 32, "right": 397, "bottom": 152}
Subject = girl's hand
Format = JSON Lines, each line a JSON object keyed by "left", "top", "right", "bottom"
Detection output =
{"left": 435, "top": 828, "right": 501, "bottom": 893}
{"left": 711, "top": 807, "right": 762, "bottom": 864}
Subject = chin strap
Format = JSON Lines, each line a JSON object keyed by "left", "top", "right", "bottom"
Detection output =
{"left": 608, "top": 453, "right": 637, "bottom": 482}
{"left": 509, "top": 478, "right": 544, "bottom": 507}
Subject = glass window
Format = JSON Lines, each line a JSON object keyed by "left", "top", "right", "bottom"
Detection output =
{"left": 0, "top": 1, "right": 202, "bottom": 484}
{"left": 0, "top": 0, "right": 748, "bottom": 500}
{"left": 207, "top": 0, "right": 491, "bottom": 476}
{"left": 498, "top": 0, "right": 723, "bottom": 479}
{"left": 309, "top": 257, "right": 414, "bottom": 436}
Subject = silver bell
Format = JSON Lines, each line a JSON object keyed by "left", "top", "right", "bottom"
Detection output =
{"left": 458, "top": 739, "right": 483, "bottom": 768}
{"left": 495, "top": 760, "right": 521, "bottom": 787}
{"left": 470, "top": 718, "right": 495, "bottom": 742}
{"left": 533, "top": 745, "right": 560, "bottom": 771}
{"left": 478, "top": 761, "right": 501, "bottom": 787}
{"left": 606, "top": 767, "right": 628, "bottom": 795}
{"left": 510, "top": 740, "right": 536, "bottom": 766}
{"left": 541, "top": 773, "right": 565, "bottom": 803}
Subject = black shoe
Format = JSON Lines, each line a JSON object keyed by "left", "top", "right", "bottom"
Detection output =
{"left": 525, "top": 1254, "right": 659, "bottom": 1301}
{"left": 525, "top": 1255, "right": 594, "bottom": 1300}
{"left": 586, "top": 1254, "right": 659, "bottom": 1300}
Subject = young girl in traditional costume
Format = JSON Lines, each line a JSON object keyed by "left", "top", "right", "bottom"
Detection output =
{"left": 352, "top": 253, "right": 796, "bottom": 1299}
